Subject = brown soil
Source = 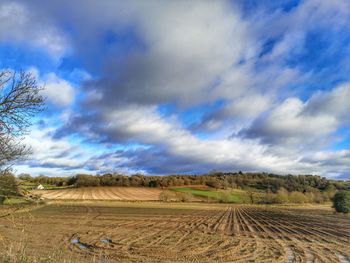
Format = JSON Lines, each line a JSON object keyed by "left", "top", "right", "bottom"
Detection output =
{"left": 0, "top": 202, "right": 349, "bottom": 262}
{"left": 32, "top": 187, "right": 163, "bottom": 201}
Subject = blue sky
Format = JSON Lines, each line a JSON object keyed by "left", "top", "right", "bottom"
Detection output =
{"left": 1, "top": 0, "right": 350, "bottom": 178}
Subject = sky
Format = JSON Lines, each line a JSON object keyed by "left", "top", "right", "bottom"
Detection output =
{"left": 1, "top": 0, "right": 350, "bottom": 179}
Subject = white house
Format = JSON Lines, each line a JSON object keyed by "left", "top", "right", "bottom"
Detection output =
{"left": 36, "top": 184, "right": 45, "bottom": 190}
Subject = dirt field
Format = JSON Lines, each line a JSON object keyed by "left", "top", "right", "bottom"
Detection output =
{"left": 32, "top": 187, "right": 163, "bottom": 201}
{"left": 0, "top": 202, "right": 349, "bottom": 262}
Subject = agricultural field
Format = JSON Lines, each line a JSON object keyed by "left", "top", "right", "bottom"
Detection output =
{"left": 32, "top": 187, "right": 163, "bottom": 201}
{"left": 0, "top": 201, "right": 349, "bottom": 262}
{"left": 170, "top": 187, "right": 260, "bottom": 203}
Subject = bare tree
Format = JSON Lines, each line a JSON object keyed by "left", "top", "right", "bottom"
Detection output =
{"left": 0, "top": 70, "right": 44, "bottom": 171}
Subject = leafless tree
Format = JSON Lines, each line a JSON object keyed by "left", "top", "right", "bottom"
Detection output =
{"left": 0, "top": 70, "right": 44, "bottom": 171}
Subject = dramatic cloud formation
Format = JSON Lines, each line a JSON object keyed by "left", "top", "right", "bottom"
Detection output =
{"left": 0, "top": 0, "right": 349, "bottom": 178}
{"left": 41, "top": 73, "right": 75, "bottom": 107}
{"left": 0, "top": 1, "right": 68, "bottom": 57}
{"left": 241, "top": 84, "right": 350, "bottom": 147}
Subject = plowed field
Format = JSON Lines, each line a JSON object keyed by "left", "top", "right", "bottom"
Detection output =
{"left": 32, "top": 187, "right": 163, "bottom": 200}
{"left": 0, "top": 202, "right": 349, "bottom": 262}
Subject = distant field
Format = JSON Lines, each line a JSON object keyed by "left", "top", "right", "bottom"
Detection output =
{"left": 0, "top": 202, "right": 349, "bottom": 262}
{"left": 33, "top": 186, "right": 267, "bottom": 203}
{"left": 32, "top": 187, "right": 163, "bottom": 201}
{"left": 171, "top": 187, "right": 261, "bottom": 203}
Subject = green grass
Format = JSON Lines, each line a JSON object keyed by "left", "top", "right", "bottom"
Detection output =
{"left": 20, "top": 181, "right": 69, "bottom": 190}
{"left": 40, "top": 184, "right": 56, "bottom": 189}
{"left": 20, "top": 183, "right": 37, "bottom": 190}
{"left": 3, "top": 197, "right": 29, "bottom": 205}
{"left": 170, "top": 187, "right": 250, "bottom": 203}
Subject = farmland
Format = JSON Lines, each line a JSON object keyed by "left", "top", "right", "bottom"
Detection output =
{"left": 32, "top": 187, "right": 163, "bottom": 201}
{"left": 0, "top": 201, "right": 349, "bottom": 262}
{"left": 32, "top": 186, "right": 250, "bottom": 203}
{"left": 31, "top": 186, "right": 264, "bottom": 203}
{"left": 170, "top": 187, "right": 258, "bottom": 203}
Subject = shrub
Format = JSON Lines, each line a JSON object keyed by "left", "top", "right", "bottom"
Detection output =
{"left": 149, "top": 180, "right": 159, "bottom": 188}
{"left": 175, "top": 192, "right": 192, "bottom": 202}
{"left": 313, "top": 191, "right": 326, "bottom": 203}
{"left": 274, "top": 188, "right": 289, "bottom": 204}
{"left": 247, "top": 190, "right": 255, "bottom": 204}
{"left": 159, "top": 191, "right": 174, "bottom": 202}
{"left": 324, "top": 183, "right": 337, "bottom": 200}
{"left": 304, "top": 192, "right": 315, "bottom": 203}
{"left": 219, "top": 192, "right": 231, "bottom": 203}
{"left": 0, "top": 195, "right": 5, "bottom": 205}
{"left": 333, "top": 191, "right": 350, "bottom": 213}
{"left": 263, "top": 189, "right": 275, "bottom": 204}
{"left": 0, "top": 173, "right": 20, "bottom": 198}
{"left": 205, "top": 180, "right": 222, "bottom": 189}
{"left": 289, "top": 191, "right": 308, "bottom": 204}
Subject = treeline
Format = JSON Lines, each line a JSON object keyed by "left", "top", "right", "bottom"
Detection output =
{"left": 18, "top": 174, "right": 68, "bottom": 187}
{"left": 18, "top": 171, "right": 350, "bottom": 193}
{"left": 0, "top": 172, "right": 20, "bottom": 204}
{"left": 263, "top": 187, "right": 336, "bottom": 204}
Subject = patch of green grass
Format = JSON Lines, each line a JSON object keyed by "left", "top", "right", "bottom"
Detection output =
{"left": 170, "top": 187, "right": 249, "bottom": 203}
{"left": 3, "top": 197, "right": 29, "bottom": 205}
{"left": 20, "top": 182, "right": 69, "bottom": 191}
{"left": 20, "top": 183, "right": 37, "bottom": 190}
{"left": 41, "top": 184, "right": 55, "bottom": 189}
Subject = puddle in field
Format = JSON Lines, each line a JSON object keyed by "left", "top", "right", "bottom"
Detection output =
{"left": 79, "top": 244, "right": 87, "bottom": 249}
{"left": 100, "top": 238, "right": 112, "bottom": 244}
{"left": 338, "top": 254, "right": 350, "bottom": 263}
{"left": 70, "top": 238, "right": 88, "bottom": 249}
{"left": 285, "top": 246, "right": 295, "bottom": 263}
{"left": 71, "top": 238, "right": 79, "bottom": 244}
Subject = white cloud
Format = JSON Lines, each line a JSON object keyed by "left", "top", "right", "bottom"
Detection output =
{"left": 305, "top": 84, "right": 350, "bottom": 120}
{"left": 14, "top": 124, "right": 93, "bottom": 176}
{"left": 301, "top": 150, "right": 350, "bottom": 178}
{"left": 5, "top": 1, "right": 350, "bottom": 177}
{"left": 0, "top": 1, "right": 68, "bottom": 57}
{"left": 23, "top": 127, "right": 80, "bottom": 163}
{"left": 27, "top": 67, "right": 75, "bottom": 107}
{"left": 90, "top": 104, "right": 350, "bottom": 177}
{"left": 41, "top": 73, "right": 75, "bottom": 107}
{"left": 226, "top": 95, "right": 270, "bottom": 119}
{"left": 241, "top": 83, "right": 350, "bottom": 149}
{"left": 94, "top": 105, "right": 315, "bottom": 174}
{"left": 66, "top": 0, "right": 257, "bottom": 109}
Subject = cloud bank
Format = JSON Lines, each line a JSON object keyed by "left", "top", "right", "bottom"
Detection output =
{"left": 0, "top": 0, "right": 349, "bottom": 178}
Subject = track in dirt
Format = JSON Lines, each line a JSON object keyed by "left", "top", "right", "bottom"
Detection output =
{"left": 0, "top": 203, "right": 349, "bottom": 262}
{"left": 32, "top": 187, "right": 163, "bottom": 201}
